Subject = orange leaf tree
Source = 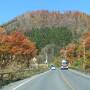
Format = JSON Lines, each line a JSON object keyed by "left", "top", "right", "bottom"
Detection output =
{"left": 0, "top": 31, "right": 37, "bottom": 69}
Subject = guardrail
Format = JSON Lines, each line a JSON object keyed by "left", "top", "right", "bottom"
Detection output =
{"left": 0, "top": 68, "right": 48, "bottom": 88}
{"left": 0, "top": 72, "right": 13, "bottom": 87}
{"left": 0, "top": 71, "right": 22, "bottom": 88}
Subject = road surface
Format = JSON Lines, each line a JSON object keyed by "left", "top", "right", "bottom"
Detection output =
{"left": 1, "top": 69, "right": 90, "bottom": 90}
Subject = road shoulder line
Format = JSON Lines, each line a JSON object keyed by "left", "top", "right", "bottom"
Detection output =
{"left": 12, "top": 70, "right": 50, "bottom": 90}
{"left": 69, "top": 69, "right": 90, "bottom": 78}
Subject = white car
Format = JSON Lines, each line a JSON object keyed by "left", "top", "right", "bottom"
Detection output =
{"left": 61, "top": 59, "right": 68, "bottom": 70}
{"left": 50, "top": 65, "right": 56, "bottom": 70}
{"left": 61, "top": 65, "right": 68, "bottom": 70}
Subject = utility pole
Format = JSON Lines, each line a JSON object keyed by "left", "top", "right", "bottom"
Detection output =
{"left": 44, "top": 48, "right": 48, "bottom": 64}
{"left": 45, "top": 53, "right": 48, "bottom": 64}
{"left": 83, "top": 41, "right": 86, "bottom": 70}
{"left": 64, "top": 48, "right": 67, "bottom": 60}
{"left": 62, "top": 42, "right": 66, "bottom": 59}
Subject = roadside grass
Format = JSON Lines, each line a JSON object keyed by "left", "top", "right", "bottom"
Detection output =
{"left": 0, "top": 68, "right": 48, "bottom": 88}
{"left": 70, "top": 58, "right": 90, "bottom": 74}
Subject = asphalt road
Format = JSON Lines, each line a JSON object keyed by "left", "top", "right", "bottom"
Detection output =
{"left": 1, "top": 69, "right": 90, "bottom": 90}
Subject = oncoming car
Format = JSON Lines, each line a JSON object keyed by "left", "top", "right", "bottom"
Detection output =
{"left": 50, "top": 65, "right": 56, "bottom": 70}
{"left": 61, "top": 59, "right": 68, "bottom": 70}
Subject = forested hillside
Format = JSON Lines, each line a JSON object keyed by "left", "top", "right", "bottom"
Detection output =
{"left": 0, "top": 10, "right": 90, "bottom": 73}
{"left": 1, "top": 10, "right": 90, "bottom": 50}
{"left": 1, "top": 10, "right": 90, "bottom": 34}
{"left": 25, "top": 27, "right": 73, "bottom": 49}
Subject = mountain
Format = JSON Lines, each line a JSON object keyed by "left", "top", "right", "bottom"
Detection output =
{"left": 1, "top": 10, "right": 90, "bottom": 50}
{"left": 1, "top": 10, "right": 90, "bottom": 34}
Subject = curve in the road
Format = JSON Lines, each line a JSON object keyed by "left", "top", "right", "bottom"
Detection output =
{"left": 1, "top": 69, "right": 90, "bottom": 90}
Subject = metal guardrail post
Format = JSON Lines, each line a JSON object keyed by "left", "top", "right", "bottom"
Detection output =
{"left": 0, "top": 74, "right": 3, "bottom": 88}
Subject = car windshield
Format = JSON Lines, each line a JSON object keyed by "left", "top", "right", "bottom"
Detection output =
{"left": 62, "top": 62, "right": 68, "bottom": 64}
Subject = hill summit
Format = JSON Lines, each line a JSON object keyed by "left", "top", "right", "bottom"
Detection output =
{"left": 1, "top": 10, "right": 90, "bottom": 34}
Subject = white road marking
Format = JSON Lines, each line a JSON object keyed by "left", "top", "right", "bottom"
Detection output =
{"left": 60, "top": 70, "right": 76, "bottom": 90}
{"left": 12, "top": 70, "right": 50, "bottom": 90}
{"left": 69, "top": 69, "right": 90, "bottom": 78}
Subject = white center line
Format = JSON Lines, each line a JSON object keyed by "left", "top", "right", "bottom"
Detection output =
{"left": 60, "top": 70, "right": 76, "bottom": 90}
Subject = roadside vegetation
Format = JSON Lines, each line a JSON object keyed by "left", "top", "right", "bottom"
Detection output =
{"left": 0, "top": 10, "right": 90, "bottom": 87}
{"left": 0, "top": 27, "right": 48, "bottom": 87}
{"left": 25, "top": 27, "right": 73, "bottom": 50}
{"left": 60, "top": 32, "right": 90, "bottom": 73}
{"left": 0, "top": 29, "right": 37, "bottom": 72}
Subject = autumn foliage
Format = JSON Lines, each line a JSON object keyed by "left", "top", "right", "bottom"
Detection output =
{"left": 60, "top": 43, "right": 77, "bottom": 64}
{"left": 60, "top": 31, "right": 90, "bottom": 70}
{"left": 0, "top": 31, "right": 37, "bottom": 69}
{"left": 81, "top": 32, "right": 90, "bottom": 48}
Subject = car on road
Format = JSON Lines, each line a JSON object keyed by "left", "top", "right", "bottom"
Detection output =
{"left": 61, "top": 59, "right": 68, "bottom": 70}
{"left": 50, "top": 65, "right": 56, "bottom": 70}
{"left": 61, "top": 65, "right": 68, "bottom": 70}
